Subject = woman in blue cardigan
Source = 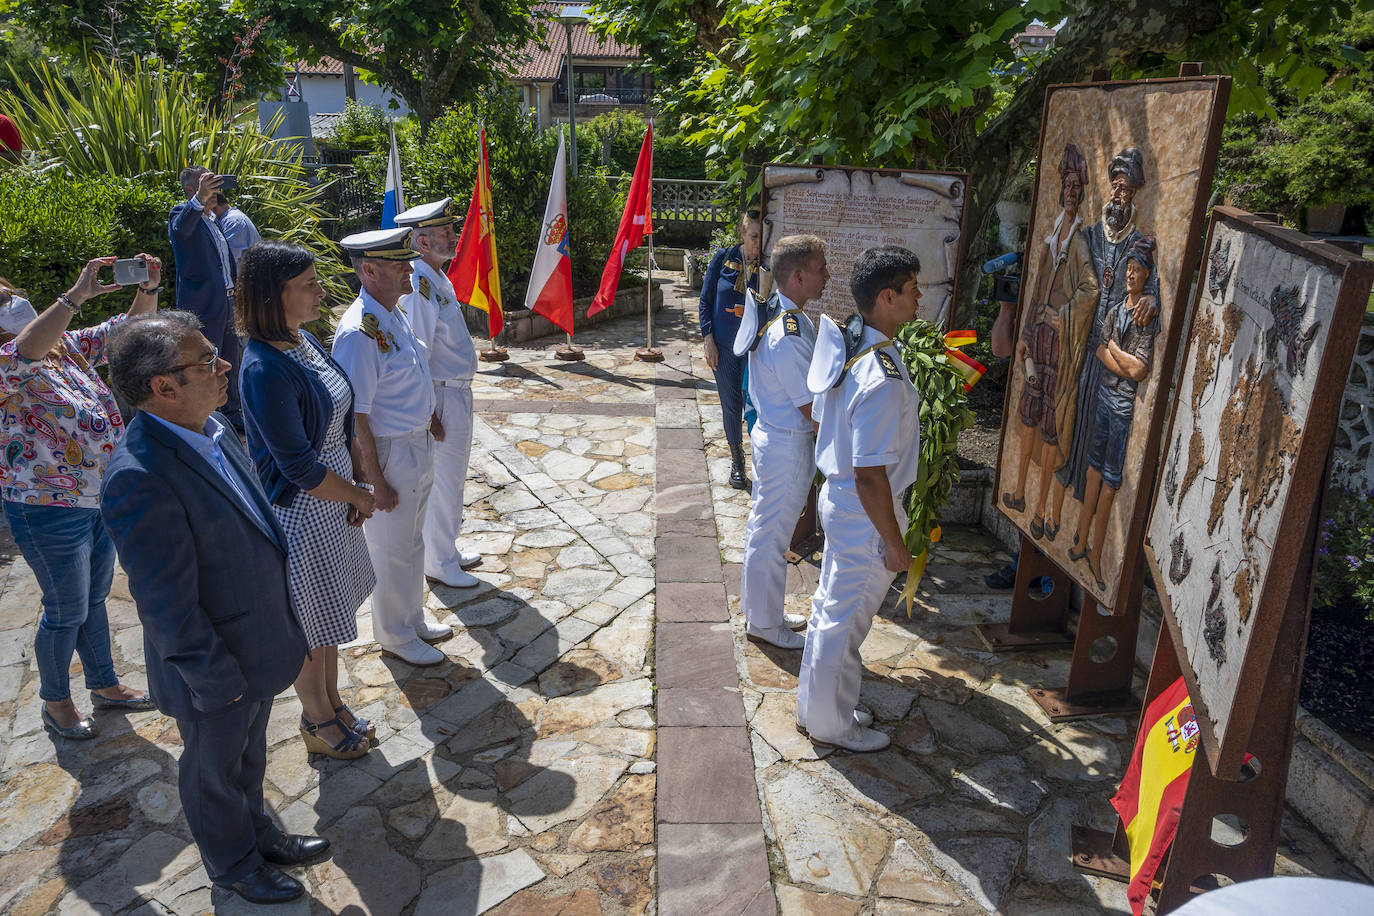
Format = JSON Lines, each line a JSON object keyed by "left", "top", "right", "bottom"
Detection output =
{"left": 237, "top": 242, "right": 377, "bottom": 759}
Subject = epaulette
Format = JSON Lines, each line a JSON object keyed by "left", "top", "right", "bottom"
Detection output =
{"left": 783, "top": 313, "right": 801, "bottom": 337}
{"left": 360, "top": 313, "right": 379, "bottom": 340}
{"left": 418, "top": 275, "right": 432, "bottom": 300}
{"left": 876, "top": 349, "right": 903, "bottom": 380}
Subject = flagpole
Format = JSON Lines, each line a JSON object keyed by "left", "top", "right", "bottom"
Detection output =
{"left": 634, "top": 122, "right": 663, "bottom": 363}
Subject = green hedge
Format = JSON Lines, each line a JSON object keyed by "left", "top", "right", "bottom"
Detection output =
{"left": 0, "top": 170, "right": 182, "bottom": 326}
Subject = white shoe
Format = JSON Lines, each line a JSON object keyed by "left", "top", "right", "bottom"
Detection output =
{"left": 854, "top": 707, "right": 874, "bottom": 728}
{"left": 415, "top": 619, "right": 453, "bottom": 643}
{"left": 746, "top": 624, "right": 806, "bottom": 650}
{"left": 783, "top": 612, "right": 808, "bottom": 631}
{"left": 426, "top": 567, "right": 479, "bottom": 588}
{"left": 810, "top": 724, "right": 890, "bottom": 753}
{"left": 458, "top": 549, "right": 482, "bottom": 569}
{"left": 380, "top": 639, "right": 445, "bottom": 666}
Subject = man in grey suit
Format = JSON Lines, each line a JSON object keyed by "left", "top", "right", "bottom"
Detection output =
{"left": 100, "top": 311, "right": 323, "bottom": 905}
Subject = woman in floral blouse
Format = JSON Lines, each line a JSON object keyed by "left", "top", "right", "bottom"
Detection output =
{"left": 0, "top": 255, "right": 162, "bottom": 739}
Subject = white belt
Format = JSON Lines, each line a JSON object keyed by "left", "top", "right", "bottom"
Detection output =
{"left": 378, "top": 424, "right": 431, "bottom": 443}
{"left": 756, "top": 421, "right": 814, "bottom": 439}
{"left": 436, "top": 378, "right": 472, "bottom": 389}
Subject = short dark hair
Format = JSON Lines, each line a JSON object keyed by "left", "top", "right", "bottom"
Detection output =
{"left": 107, "top": 311, "right": 204, "bottom": 407}
{"left": 849, "top": 245, "right": 921, "bottom": 314}
{"left": 771, "top": 234, "right": 825, "bottom": 286}
{"left": 179, "top": 166, "right": 208, "bottom": 190}
{"left": 236, "top": 242, "right": 316, "bottom": 344}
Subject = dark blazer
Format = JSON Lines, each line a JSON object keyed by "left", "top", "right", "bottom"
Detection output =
{"left": 698, "top": 244, "right": 756, "bottom": 348}
{"left": 240, "top": 331, "right": 357, "bottom": 507}
{"left": 168, "top": 199, "right": 235, "bottom": 318}
{"left": 100, "top": 411, "right": 307, "bottom": 721}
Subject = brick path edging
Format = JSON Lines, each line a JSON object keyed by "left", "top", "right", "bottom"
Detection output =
{"left": 653, "top": 340, "right": 775, "bottom": 916}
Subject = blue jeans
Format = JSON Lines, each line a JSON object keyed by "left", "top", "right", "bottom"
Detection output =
{"left": 4, "top": 501, "right": 119, "bottom": 702}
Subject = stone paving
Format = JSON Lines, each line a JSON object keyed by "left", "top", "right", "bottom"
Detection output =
{"left": 0, "top": 276, "right": 1365, "bottom": 916}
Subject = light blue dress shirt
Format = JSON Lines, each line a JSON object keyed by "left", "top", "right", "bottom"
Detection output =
{"left": 144, "top": 412, "right": 275, "bottom": 539}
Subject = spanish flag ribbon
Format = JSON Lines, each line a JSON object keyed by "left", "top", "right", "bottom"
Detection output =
{"left": 942, "top": 330, "right": 986, "bottom": 391}
{"left": 897, "top": 525, "right": 941, "bottom": 616}
{"left": 1110, "top": 676, "right": 1198, "bottom": 915}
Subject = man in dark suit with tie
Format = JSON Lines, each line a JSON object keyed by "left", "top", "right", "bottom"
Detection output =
{"left": 100, "top": 311, "right": 323, "bottom": 905}
{"left": 168, "top": 166, "right": 243, "bottom": 430}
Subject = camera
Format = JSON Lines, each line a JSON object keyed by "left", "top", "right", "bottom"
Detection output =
{"left": 218, "top": 174, "right": 239, "bottom": 191}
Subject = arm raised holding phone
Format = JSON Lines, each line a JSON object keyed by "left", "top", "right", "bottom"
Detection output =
{"left": 15, "top": 254, "right": 161, "bottom": 361}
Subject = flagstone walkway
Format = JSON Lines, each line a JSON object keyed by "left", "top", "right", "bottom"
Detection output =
{"left": 0, "top": 276, "right": 1364, "bottom": 916}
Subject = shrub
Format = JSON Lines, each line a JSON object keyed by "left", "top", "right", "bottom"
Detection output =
{"left": 1316, "top": 482, "right": 1374, "bottom": 622}
{"left": 0, "top": 57, "right": 351, "bottom": 308}
{"left": 0, "top": 170, "right": 181, "bottom": 325}
{"left": 582, "top": 110, "right": 707, "bottom": 178}
{"left": 409, "top": 88, "right": 624, "bottom": 300}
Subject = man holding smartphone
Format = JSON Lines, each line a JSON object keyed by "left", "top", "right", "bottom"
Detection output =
{"left": 169, "top": 166, "right": 242, "bottom": 432}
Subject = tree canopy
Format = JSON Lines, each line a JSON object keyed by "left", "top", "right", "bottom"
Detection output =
{"left": 249, "top": 0, "right": 540, "bottom": 130}
{"left": 2, "top": 0, "right": 287, "bottom": 103}
{"left": 594, "top": 0, "right": 1374, "bottom": 320}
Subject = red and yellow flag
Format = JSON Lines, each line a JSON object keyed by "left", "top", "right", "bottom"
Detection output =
{"left": 942, "top": 329, "right": 986, "bottom": 390}
{"left": 448, "top": 128, "right": 504, "bottom": 338}
{"left": 1110, "top": 676, "right": 1199, "bottom": 915}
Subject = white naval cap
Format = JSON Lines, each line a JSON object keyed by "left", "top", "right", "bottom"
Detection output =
{"left": 339, "top": 227, "right": 422, "bottom": 262}
{"left": 0, "top": 295, "right": 37, "bottom": 335}
{"left": 732, "top": 288, "right": 763, "bottom": 358}
{"left": 394, "top": 197, "right": 457, "bottom": 228}
{"left": 807, "top": 313, "right": 847, "bottom": 394}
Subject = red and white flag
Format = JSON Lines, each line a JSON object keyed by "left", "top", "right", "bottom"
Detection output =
{"left": 525, "top": 131, "right": 575, "bottom": 335}
{"left": 590, "top": 125, "right": 653, "bottom": 316}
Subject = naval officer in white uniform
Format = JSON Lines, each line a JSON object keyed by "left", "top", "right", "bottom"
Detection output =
{"left": 331, "top": 227, "right": 451, "bottom": 667}
{"left": 395, "top": 198, "right": 482, "bottom": 588}
{"left": 732, "top": 235, "right": 829, "bottom": 650}
{"left": 797, "top": 245, "right": 923, "bottom": 752}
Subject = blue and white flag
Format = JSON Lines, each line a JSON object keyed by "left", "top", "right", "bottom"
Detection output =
{"left": 380, "top": 122, "right": 406, "bottom": 228}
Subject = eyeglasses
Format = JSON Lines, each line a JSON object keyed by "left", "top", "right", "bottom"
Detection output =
{"left": 166, "top": 345, "right": 221, "bottom": 374}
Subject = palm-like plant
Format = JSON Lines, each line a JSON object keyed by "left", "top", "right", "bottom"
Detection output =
{"left": 1, "top": 57, "right": 351, "bottom": 309}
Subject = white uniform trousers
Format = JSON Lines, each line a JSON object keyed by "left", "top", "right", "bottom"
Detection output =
{"left": 423, "top": 381, "right": 474, "bottom": 575}
{"left": 363, "top": 426, "right": 435, "bottom": 649}
{"left": 739, "top": 422, "right": 815, "bottom": 630}
{"left": 797, "top": 481, "right": 901, "bottom": 740}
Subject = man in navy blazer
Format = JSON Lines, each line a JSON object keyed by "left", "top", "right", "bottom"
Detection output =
{"left": 169, "top": 166, "right": 243, "bottom": 430}
{"left": 100, "top": 311, "right": 322, "bottom": 905}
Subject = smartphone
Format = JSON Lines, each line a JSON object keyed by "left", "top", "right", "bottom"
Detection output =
{"left": 218, "top": 174, "right": 239, "bottom": 191}
{"left": 113, "top": 258, "right": 150, "bottom": 286}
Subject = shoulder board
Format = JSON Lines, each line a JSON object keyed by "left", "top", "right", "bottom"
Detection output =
{"left": 783, "top": 314, "right": 801, "bottom": 336}
{"left": 360, "top": 313, "right": 379, "bottom": 340}
{"left": 876, "top": 350, "right": 903, "bottom": 380}
{"left": 418, "top": 275, "right": 432, "bottom": 300}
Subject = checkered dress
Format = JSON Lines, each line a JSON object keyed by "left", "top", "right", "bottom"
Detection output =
{"left": 275, "top": 341, "right": 376, "bottom": 648}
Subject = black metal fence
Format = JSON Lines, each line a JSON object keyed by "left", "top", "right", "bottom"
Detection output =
{"left": 552, "top": 86, "right": 653, "bottom": 106}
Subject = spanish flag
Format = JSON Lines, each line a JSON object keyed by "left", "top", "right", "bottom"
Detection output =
{"left": 449, "top": 128, "right": 504, "bottom": 338}
{"left": 942, "top": 330, "right": 986, "bottom": 390}
{"left": 1110, "top": 676, "right": 1199, "bottom": 915}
